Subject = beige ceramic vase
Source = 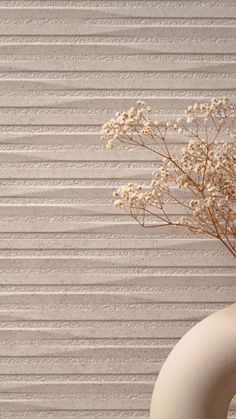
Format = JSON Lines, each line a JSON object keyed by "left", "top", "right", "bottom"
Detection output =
{"left": 150, "top": 303, "right": 236, "bottom": 419}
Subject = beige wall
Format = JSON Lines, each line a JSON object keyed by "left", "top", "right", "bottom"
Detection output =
{"left": 0, "top": 1, "right": 235, "bottom": 418}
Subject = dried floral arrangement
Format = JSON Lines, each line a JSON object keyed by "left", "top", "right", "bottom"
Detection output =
{"left": 101, "top": 98, "right": 236, "bottom": 257}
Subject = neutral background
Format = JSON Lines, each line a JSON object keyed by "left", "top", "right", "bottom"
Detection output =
{"left": 0, "top": 1, "right": 235, "bottom": 418}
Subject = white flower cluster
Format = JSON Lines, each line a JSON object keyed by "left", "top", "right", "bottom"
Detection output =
{"left": 113, "top": 181, "right": 166, "bottom": 210}
{"left": 100, "top": 100, "right": 168, "bottom": 150}
{"left": 101, "top": 98, "right": 236, "bottom": 257}
{"left": 185, "top": 97, "right": 232, "bottom": 125}
{"left": 101, "top": 101, "right": 146, "bottom": 149}
{"left": 113, "top": 183, "right": 142, "bottom": 208}
{"left": 101, "top": 97, "right": 235, "bottom": 151}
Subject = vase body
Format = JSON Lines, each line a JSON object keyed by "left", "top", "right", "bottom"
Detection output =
{"left": 150, "top": 303, "right": 236, "bottom": 419}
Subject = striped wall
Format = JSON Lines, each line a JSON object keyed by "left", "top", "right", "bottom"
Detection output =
{"left": 0, "top": 1, "right": 235, "bottom": 418}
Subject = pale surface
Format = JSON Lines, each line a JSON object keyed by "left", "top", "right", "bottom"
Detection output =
{"left": 150, "top": 303, "right": 236, "bottom": 419}
{"left": 0, "top": 1, "right": 235, "bottom": 418}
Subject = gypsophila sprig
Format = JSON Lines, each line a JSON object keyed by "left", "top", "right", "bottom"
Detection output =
{"left": 101, "top": 98, "right": 236, "bottom": 257}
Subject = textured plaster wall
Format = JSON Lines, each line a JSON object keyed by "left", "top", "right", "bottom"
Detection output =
{"left": 0, "top": 1, "right": 235, "bottom": 418}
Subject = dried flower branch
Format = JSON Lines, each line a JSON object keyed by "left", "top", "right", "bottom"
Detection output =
{"left": 101, "top": 98, "right": 236, "bottom": 257}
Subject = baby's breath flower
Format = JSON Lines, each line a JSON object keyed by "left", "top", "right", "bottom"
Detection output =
{"left": 106, "top": 140, "right": 114, "bottom": 150}
{"left": 101, "top": 97, "right": 236, "bottom": 257}
{"left": 114, "top": 200, "right": 123, "bottom": 208}
{"left": 186, "top": 116, "right": 195, "bottom": 124}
